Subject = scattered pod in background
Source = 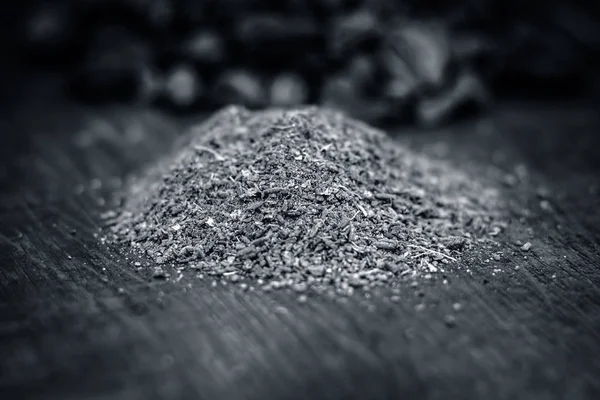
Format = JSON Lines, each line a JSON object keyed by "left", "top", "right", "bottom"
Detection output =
{"left": 328, "top": 8, "right": 382, "bottom": 61}
{"left": 17, "top": 0, "right": 600, "bottom": 121}
{"left": 163, "top": 63, "right": 203, "bottom": 109}
{"left": 383, "top": 20, "right": 451, "bottom": 93}
{"left": 181, "top": 30, "right": 227, "bottom": 67}
{"left": 416, "top": 70, "right": 489, "bottom": 127}
{"left": 269, "top": 73, "right": 309, "bottom": 107}
{"left": 211, "top": 69, "right": 267, "bottom": 109}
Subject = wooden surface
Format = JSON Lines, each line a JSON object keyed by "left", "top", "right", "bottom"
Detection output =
{"left": 1, "top": 82, "right": 600, "bottom": 399}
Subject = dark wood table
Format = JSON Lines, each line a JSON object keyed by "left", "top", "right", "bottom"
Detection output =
{"left": 1, "top": 80, "right": 599, "bottom": 399}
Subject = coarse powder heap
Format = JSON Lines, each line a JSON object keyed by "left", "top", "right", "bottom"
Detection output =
{"left": 107, "top": 106, "right": 504, "bottom": 296}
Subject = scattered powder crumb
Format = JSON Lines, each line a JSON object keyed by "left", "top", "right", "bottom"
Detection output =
{"left": 106, "top": 106, "right": 506, "bottom": 297}
{"left": 521, "top": 242, "right": 532, "bottom": 251}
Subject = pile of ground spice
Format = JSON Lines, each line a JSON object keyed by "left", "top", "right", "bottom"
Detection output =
{"left": 106, "top": 106, "right": 505, "bottom": 296}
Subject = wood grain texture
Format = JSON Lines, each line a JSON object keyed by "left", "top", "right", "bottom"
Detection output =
{"left": 1, "top": 87, "right": 599, "bottom": 399}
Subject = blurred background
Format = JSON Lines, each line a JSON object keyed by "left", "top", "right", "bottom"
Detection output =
{"left": 2, "top": 0, "right": 600, "bottom": 126}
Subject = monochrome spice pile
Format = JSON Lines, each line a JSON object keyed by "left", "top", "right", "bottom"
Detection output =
{"left": 106, "top": 106, "right": 506, "bottom": 296}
